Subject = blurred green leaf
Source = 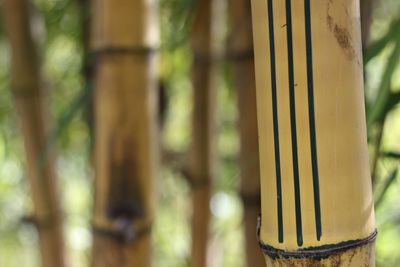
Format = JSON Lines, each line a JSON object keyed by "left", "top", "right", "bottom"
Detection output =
{"left": 364, "top": 18, "right": 400, "bottom": 63}
{"left": 367, "top": 36, "right": 400, "bottom": 129}
{"left": 39, "top": 82, "right": 93, "bottom": 165}
{"left": 380, "top": 151, "right": 400, "bottom": 160}
{"left": 53, "top": 82, "right": 93, "bottom": 139}
{"left": 160, "top": 0, "right": 195, "bottom": 50}
{"left": 375, "top": 168, "right": 399, "bottom": 208}
{"left": 373, "top": 91, "right": 400, "bottom": 123}
{"left": 385, "top": 91, "right": 400, "bottom": 112}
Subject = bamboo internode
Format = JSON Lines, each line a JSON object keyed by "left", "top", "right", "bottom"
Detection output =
{"left": 250, "top": 0, "right": 376, "bottom": 265}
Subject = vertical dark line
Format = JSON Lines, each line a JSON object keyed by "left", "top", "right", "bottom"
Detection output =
{"left": 267, "top": 0, "right": 284, "bottom": 244}
{"left": 304, "top": 0, "right": 322, "bottom": 241}
{"left": 285, "top": 0, "right": 303, "bottom": 247}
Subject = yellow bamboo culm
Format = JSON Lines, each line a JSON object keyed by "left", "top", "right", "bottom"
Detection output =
{"left": 90, "top": 0, "right": 158, "bottom": 266}
{"left": 2, "top": 1, "right": 66, "bottom": 267}
{"left": 250, "top": 0, "right": 376, "bottom": 266}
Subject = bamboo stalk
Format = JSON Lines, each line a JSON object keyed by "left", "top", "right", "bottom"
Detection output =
{"left": 90, "top": 0, "right": 158, "bottom": 266}
{"left": 227, "top": 0, "right": 264, "bottom": 266}
{"left": 188, "top": 0, "right": 215, "bottom": 266}
{"left": 250, "top": 0, "right": 376, "bottom": 265}
{"left": 2, "top": 1, "right": 66, "bottom": 267}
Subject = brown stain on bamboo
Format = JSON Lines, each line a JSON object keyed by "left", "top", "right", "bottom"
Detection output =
{"left": 332, "top": 24, "right": 355, "bottom": 61}
{"left": 326, "top": 0, "right": 356, "bottom": 62}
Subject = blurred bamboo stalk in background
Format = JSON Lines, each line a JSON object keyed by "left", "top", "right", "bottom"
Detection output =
{"left": 227, "top": 0, "right": 264, "bottom": 266}
{"left": 251, "top": 0, "right": 376, "bottom": 265}
{"left": 90, "top": 0, "right": 158, "bottom": 266}
{"left": 2, "top": 1, "right": 66, "bottom": 267}
{"left": 188, "top": 0, "right": 216, "bottom": 266}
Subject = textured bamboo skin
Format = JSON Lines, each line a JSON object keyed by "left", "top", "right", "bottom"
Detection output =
{"left": 250, "top": 0, "right": 375, "bottom": 265}
{"left": 2, "top": 1, "right": 66, "bottom": 267}
{"left": 227, "top": 0, "right": 264, "bottom": 266}
{"left": 90, "top": 0, "right": 158, "bottom": 266}
{"left": 264, "top": 243, "right": 375, "bottom": 267}
{"left": 189, "top": 1, "right": 215, "bottom": 266}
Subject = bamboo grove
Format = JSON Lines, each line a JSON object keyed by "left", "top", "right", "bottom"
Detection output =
{"left": 1, "top": 0, "right": 400, "bottom": 266}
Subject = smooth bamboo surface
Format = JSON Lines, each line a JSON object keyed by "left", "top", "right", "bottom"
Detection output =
{"left": 189, "top": 0, "right": 216, "bottom": 266}
{"left": 250, "top": 0, "right": 375, "bottom": 265}
{"left": 2, "top": 1, "right": 66, "bottom": 267}
{"left": 90, "top": 0, "right": 158, "bottom": 266}
{"left": 228, "top": 0, "right": 264, "bottom": 266}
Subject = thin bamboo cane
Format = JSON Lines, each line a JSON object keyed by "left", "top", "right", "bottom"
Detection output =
{"left": 90, "top": 0, "right": 158, "bottom": 266}
{"left": 188, "top": 0, "right": 215, "bottom": 266}
{"left": 2, "top": 1, "right": 66, "bottom": 267}
{"left": 250, "top": 0, "right": 376, "bottom": 265}
{"left": 227, "top": 0, "right": 264, "bottom": 266}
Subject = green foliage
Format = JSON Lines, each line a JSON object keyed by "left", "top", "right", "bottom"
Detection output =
{"left": 375, "top": 168, "right": 399, "bottom": 208}
{"left": 364, "top": 18, "right": 400, "bottom": 64}
{"left": 366, "top": 36, "right": 400, "bottom": 128}
{"left": 364, "top": 3, "right": 400, "bottom": 267}
{"left": 160, "top": 0, "right": 195, "bottom": 50}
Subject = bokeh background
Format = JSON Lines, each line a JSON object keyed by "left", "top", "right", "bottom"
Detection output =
{"left": 0, "top": 0, "right": 399, "bottom": 266}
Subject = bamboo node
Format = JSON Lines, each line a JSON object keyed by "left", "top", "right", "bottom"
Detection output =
{"left": 11, "top": 88, "right": 43, "bottom": 99}
{"left": 185, "top": 173, "right": 211, "bottom": 189}
{"left": 225, "top": 49, "right": 254, "bottom": 62}
{"left": 92, "top": 219, "right": 151, "bottom": 244}
{"left": 193, "top": 51, "right": 215, "bottom": 64}
{"left": 89, "top": 46, "right": 158, "bottom": 58}
{"left": 240, "top": 192, "right": 261, "bottom": 207}
{"left": 257, "top": 222, "right": 377, "bottom": 261}
{"left": 20, "top": 214, "right": 59, "bottom": 229}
